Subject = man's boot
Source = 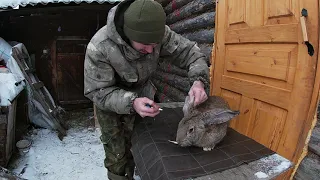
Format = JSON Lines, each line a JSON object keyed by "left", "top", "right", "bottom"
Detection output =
{"left": 108, "top": 171, "right": 128, "bottom": 180}
{"left": 125, "top": 160, "right": 135, "bottom": 180}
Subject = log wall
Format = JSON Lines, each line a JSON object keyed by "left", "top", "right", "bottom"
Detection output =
{"left": 154, "top": 0, "right": 215, "bottom": 102}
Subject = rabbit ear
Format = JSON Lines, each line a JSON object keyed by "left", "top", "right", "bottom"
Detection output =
{"left": 183, "top": 96, "right": 195, "bottom": 117}
{"left": 204, "top": 109, "right": 240, "bottom": 125}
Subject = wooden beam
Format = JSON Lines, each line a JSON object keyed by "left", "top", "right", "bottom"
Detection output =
{"left": 0, "top": 3, "right": 114, "bottom": 17}
{"left": 11, "top": 46, "right": 67, "bottom": 137}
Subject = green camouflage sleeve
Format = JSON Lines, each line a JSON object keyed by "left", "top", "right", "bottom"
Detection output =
{"left": 160, "top": 26, "right": 210, "bottom": 92}
{"left": 84, "top": 42, "right": 138, "bottom": 114}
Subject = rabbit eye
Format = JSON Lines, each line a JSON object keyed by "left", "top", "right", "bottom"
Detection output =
{"left": 188, "top": 128, "right": 194, "bottom": 133}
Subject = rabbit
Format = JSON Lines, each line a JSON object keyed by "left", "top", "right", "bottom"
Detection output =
{"left": 175, "top": 95, "right": 240, "bottom": 151}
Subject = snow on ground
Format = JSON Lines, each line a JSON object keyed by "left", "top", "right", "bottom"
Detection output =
{"left": 7, "top": 108, "right": 142, "bottom": 180}
{"left": 7, "top": 109, "right": 109, "bottom": 180}
{"left": 8, "top": 127, "right": 108, "bottom": 180}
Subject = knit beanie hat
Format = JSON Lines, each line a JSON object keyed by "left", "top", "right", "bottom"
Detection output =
{"left": 124, "top": 0, "right": 166, "bottom": 44}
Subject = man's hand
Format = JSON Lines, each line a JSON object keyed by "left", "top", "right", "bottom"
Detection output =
{"left": 133, "top": 97, "right": 160, "bottom": 118}
{"left": 188, "top": 80, "right": 208, "bottom": 106}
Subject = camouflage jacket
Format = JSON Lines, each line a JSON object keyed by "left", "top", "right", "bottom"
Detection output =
{"left": 84, "top": 0, "right": 210, "bottom": 114}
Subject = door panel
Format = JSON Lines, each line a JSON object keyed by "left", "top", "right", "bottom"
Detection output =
{"left": 247, "top": 100, "right": 287, "bottom": 150}
{"left": 225, "top": 44, "right": 297, "bottom": 82}
{"left": 212, "top": 0, "right": 318, "bottom": 163}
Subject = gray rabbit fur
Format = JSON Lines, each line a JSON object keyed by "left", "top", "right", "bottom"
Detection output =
{"left": 176, "top": 96, "right": 240, "bottom": 151}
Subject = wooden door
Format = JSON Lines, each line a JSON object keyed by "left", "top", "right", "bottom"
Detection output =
{"left": 51, "top": 37, "right": 91, "bottom": 106}
{"left": 212, "top": 0, "right": 319, "bottom": 164}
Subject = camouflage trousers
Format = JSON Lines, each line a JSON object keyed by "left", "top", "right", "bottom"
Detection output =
{"left": 95, "top": 106, "right": 136, "bottom": 180}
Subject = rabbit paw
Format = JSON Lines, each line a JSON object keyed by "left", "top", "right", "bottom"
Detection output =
{"left": 203, "top": 147, "right": 213, "bottom": 151}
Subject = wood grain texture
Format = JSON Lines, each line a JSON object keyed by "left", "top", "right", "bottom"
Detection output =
{"left": 292, "top": 1, "right": 320, "bottom": 177}
{"left": 212, "top": 1, "right": 319, "bottom": 177}
{"left": 226, "top": 24, "right": 298, "bottom": 44}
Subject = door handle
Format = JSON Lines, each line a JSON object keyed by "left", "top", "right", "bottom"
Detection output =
{"left": 300, "top": 8, "right": 314, "bottom": 56}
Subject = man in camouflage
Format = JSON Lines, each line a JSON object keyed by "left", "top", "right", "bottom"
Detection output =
{"left": 84, "top": 0, "right": 210, "bottom": 179}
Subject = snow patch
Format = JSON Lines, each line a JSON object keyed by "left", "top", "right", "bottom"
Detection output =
{"left": 255, "top": 171, "right": 268, "bottom": 178}
{"left": 9, "top": 128, "right": 108, "bottom": 180}
{"left": 0, "top": 72, "right": 25, "bottom": 106}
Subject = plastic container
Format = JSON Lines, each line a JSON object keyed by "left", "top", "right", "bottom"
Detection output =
{"left": 16, "top": 139, "right": 31, "bottom": 155}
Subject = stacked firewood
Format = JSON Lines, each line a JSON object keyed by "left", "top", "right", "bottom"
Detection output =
{"left": 153, "top": 0, "right": 215, "bottom": 102}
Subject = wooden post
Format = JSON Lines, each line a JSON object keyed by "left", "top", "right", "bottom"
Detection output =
{"left": 93, "top": 105, "right": 100, "bottom": 129}
{"left": 0, "top": 98, "right": 17, "bottom": 167}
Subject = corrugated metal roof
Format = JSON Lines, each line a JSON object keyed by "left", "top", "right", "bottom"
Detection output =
{"left": 0, "top": 0, "right": 122, "bottom": 9}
